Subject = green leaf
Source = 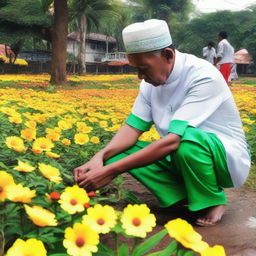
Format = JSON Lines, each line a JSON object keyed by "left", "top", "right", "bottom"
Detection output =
{"left": 118, "top": 244, "right": 129, "bottom": 256}
{"left": 145, "top": 241, "right": 178, "bottom": 256}
{"left": 93, "top": 243, "right": 114, "bottom": 256}
{"left": 121, "top": 190, "right": 141, "bottom": 204}
{"left": 48, "top": 254, "right": 68, "bottom": 256}
{"left": 176, "top": 246, "right": 196, "bottom": 256}
{"left": 131, "top": 229, "right": 168, "bottom": 256}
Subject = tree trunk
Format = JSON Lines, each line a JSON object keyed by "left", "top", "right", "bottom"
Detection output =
{"left": 78, "top": 14, "right": 87, "bottom": 75}
{"left": 50, "top": 0, "right": 68, "bottom": 85}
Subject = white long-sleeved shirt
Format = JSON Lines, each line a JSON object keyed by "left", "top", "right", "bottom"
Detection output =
{"left": 130, "top": 50, "right": 250, "bottom": 187}
{"left": 203, "top": 46, "right": 216, "bottom": 64}
{"left": 217, "top": 39, "right": 234, "bottom": 64}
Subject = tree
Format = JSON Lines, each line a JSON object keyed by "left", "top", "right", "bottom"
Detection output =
{"left": 0, "top": 0, "right": 51, "bottom": 62}
{"left": 128, "top": 0, "right": 193, "bottom": 23}
{"left": 173, "top": 8, "right": 256, "bottom": 69}
{"left": 50, "top": 0, "right": 68, "bottom": 85}
{"left": 70, "top": 0, "right": 119, "bottom": 75}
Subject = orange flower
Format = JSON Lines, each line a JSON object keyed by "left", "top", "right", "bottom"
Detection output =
{"left": 21, "top": 128, "right": 36, "bottom": 141}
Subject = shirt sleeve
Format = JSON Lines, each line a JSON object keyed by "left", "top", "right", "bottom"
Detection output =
{"left": 217, "top": 42, "right": 224, "bottom": 58}
{"left": 168, "top": 73, "right": 230, "bottom": 135}
{"left": 125, "top": 81, "right": 153, "bottom": 131}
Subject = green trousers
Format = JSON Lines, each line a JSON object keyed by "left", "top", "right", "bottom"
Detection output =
{"left": 105, "top": 127, "right": 234, "bottom": 211}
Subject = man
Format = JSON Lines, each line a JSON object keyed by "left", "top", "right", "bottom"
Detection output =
{"left": 215, "top": 31, "right": 235, "bottom": 84}
{"left": 74, "top": 19, "right": 250, "bottom": 226}
{"left": 203, "top": 41, "right": 216, "bottom": 65}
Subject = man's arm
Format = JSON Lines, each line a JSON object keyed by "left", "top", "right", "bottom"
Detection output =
{"left": 77, "top": 133, "right": 180, "bottom": 190}
{"left": 74, "top": 124, "right": 143, "bottom": 182}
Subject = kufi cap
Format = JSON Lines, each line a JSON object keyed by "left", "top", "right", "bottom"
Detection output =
{"left": 122, "top": 19, "right": 172, "bottom": 54}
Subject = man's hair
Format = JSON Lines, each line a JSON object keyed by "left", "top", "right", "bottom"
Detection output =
{"left": 149, "top": 44, "right": 175, "bottom": 57}
{"left": 208, "top": 41, "right": 214, "bottom": 47}
{"left": 219, "top": 31, "right": 228, "bottom": 39}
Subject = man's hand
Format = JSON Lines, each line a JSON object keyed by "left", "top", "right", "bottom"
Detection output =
{"left": 73, "top": 153, "right": 104, "bottom": 183}
{"left": 77, "top": 166, "right": 116, "bottom": 191}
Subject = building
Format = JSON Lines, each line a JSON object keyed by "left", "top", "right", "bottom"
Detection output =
{"left": 67, "top": 32, "right": 126, "bottom": 63}
{"left": 234, "top": 48, "right": 253, "bottom": 74}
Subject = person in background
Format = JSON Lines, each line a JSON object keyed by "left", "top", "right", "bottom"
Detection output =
{"left": 74, "top": 19, "right": 250, "bottom": 227}
{"left": 203, "top": 41, "right": 216, "bottom": 65}
{"left": 215, "top": 31, "right": 234, "bottom": 84}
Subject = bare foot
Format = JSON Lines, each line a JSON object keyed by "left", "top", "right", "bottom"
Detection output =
{"left": 196, "top": 205, "right": 226, "bottom": 226}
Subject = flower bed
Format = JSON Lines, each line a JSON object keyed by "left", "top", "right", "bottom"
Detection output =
{"left": 1, "top": 74, "right": 255, "bottom": 255}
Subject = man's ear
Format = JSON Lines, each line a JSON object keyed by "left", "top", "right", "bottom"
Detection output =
{"left": 162, "top": 48, "right": 174, "bottom": 62}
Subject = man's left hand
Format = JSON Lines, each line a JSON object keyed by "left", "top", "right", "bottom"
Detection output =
{"left": 77, "top": 167, "right": 116, "bottom": 191}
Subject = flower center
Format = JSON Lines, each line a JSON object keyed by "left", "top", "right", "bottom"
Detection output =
{"left": 70, "top": 199, "right": 77, "bottom": 205}
{"left": 132, "top": 218, "right": 141, "bottom": 227}
{"left": 75, "top": 237, "right": 85, "bottom": 248}
{"left": 0, "top": 186, "right": 3, "bottom": 193}
{"left": 41, "top": 145, "right": 47, "bottom": 149}
{"left": 11, "top": 141, "right": 17, "bottom": 146}
{"left": 97, "top": 218, "right": 105, "bottom": 225}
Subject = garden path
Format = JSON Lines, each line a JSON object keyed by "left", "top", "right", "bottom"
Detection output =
{"left": 121, "top": 174, "right": 256, "bottom": 256}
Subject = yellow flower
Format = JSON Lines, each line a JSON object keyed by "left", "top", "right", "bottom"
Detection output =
{"left": 99, "top": 121, "right": 108, "bottom": 128}
{"left": 165, "top": 218, "right": 209, "bottom": 253}
{"left": 6, "top": 184, "right": 36, "bottom": 203}
{"left": 90, "top": 136, "right": 100, "bottom": 144}
{"left": 58, "top": 120, "right": 72, "bottom": 130}
{"left": 6, "top": 136, "right": 27, "bottom": 152}
{"left": 8, "top": 115, "right": 22, "bottom": 124}
{"left": 59, "top": 185, "right": 89, "bottom": 214}
{"left": 32, "top": 137, "right": 54, "bottom": 152}
{"left": 121, "top": 204, "right": 156, "bottom": 238}
{"left": 46, "top": 151, "right": 60, "bottom": 158}
{"left": 38, "top": 163, "right": 62, "bottom": 183}
{"left": 0, "top": 171, "right": 15, "bottom": 201}
{"left": 62, "top": 138, "right": 71, "bottom": 146}
{"left": 25, "top": 120, "right": 37, "bottom": 129}
{"left": 46, "top": 128, "right": 61, "bottom": 141}
{"left": 63, "top": 223, "right": 99, "bottom": 256}
{"left": 24, "top": 205, "right": 57, "bottom": 227}
{"left": 14, "top": 160, "right": 35, "bottom": 173}
{"left": 6, "top": 238, "right": 47, "bottom": 256}
{"left": 20, "top": 128, "right": 36, "bottom": 141}
{"left": 82, "top": 204, "right": 117, "bottom": 234}
{"left": 76, "top": 122, "right": 93, "bottom": 133}
{"left": 201, "top": 245, "right": 226, "bottom": 256}
{"left": 74, "top": 133, "right": 89, "bottom": 145}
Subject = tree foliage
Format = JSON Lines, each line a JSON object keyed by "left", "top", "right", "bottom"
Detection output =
{"left": 174, "top": 7, "right": 256, "bottom": 68}
{"left": 0, "top": 0, "right": 52, "bottom": 53}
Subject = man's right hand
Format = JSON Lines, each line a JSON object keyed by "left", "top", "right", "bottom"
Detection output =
{"left": 73, "top": 153, "right": 104, "bottom": 183}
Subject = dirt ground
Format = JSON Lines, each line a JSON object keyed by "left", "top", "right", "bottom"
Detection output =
{"left": 119, "top": 173, "right": 256, "bottom": 256}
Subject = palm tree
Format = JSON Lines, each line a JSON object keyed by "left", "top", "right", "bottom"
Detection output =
{"left": 70, "top": 0, "right": 119, "bottom": 75}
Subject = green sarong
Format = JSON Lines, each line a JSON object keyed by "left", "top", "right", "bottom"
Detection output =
{"left": 105, "top": 126, "right": 233, "bottom": 211}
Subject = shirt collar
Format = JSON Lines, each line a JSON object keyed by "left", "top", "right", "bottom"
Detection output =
{"left": 164, "top": 50, "right": 183, "bottom": 85}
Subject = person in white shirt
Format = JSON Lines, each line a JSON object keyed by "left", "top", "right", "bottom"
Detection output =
{"left": 215, "top": 31, "right": 235, "bottom": 84}
{"left": 203, "top": 41, "right": 216, "bottom": 64}
{"left": 74, "top": 19, "right": 250, "bottom": 226}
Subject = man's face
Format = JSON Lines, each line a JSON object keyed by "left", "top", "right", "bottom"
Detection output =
{"left": 128, "top": 48, "right": 175, "bottom": 86}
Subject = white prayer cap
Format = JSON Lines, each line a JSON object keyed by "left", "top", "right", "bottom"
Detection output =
{"left": 122, "top": 19, "right": 172, "bottom": 54}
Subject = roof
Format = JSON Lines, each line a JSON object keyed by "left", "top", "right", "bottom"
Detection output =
{"left": 68, "top": 32, "right": 116, "bottom": 43}
{"left": 107, "top": 60, "right": 129, "bottom": 66}
{"left": 234, "top": 48, "right": 253, "bottom": 64}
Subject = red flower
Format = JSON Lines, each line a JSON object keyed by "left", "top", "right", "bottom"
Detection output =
{"left": 87, "top": 191, "right": 96, "bottom": 197}
{"left": 50, "top": 192, "right": 61, "bottom": 200}
{"left": 84, "top": 203, "right": 91, "bottom": 208}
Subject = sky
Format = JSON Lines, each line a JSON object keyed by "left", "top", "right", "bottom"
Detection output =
{"left": 193, "top": 0, "right": 256, "bottom": 13}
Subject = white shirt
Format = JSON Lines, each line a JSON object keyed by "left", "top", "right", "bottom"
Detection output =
{"left": 217, "top": 39, "right": 234, "bottom": 64}
{"left": 203, "top": 46, "right": 216, "bottom": 64}
{"left": 131, "top": 50, "right": 250, "bottom": 187}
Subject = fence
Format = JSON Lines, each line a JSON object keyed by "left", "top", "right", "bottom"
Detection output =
{"left": 0, "top": 62, "right": 135, "bottom": 74}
